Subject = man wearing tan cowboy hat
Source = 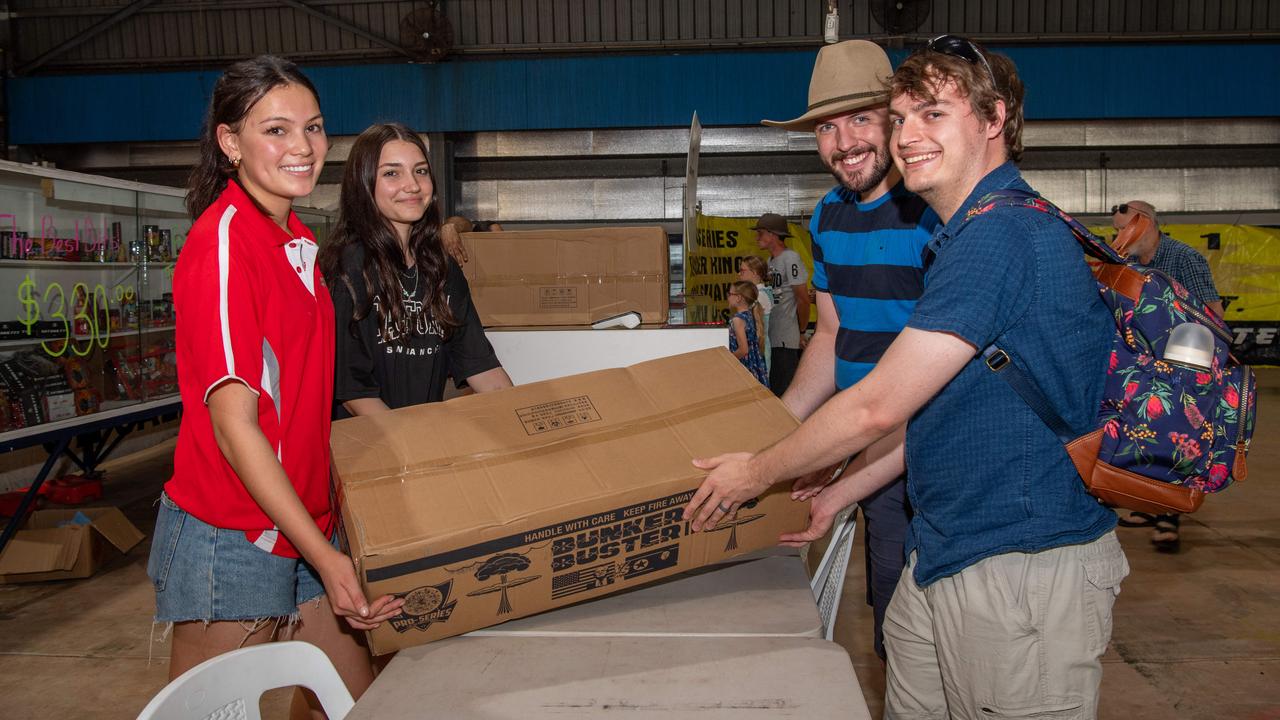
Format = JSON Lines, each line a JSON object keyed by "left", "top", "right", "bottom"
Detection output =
{"left": 770, "top": 39, "right": 942, "bottom": 664}
{"left": 750, "top": 211, "right": 809, "bottom": 397}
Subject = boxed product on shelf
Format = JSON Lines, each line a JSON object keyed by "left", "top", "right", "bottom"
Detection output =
{"left": 39, "top": 374, "right": 76, "bottom": 423}
{"left": 144, "top": 297, "right": 174, "bottom": 327}
{"left": 62, "top": 357, "right": 92, "bottom": 390}
{"left": 144, "top": 227, "right": 173, "bottom": 262}
{"left": 0, "top": 352, "right": 78, "bottom": 425}
{"left": 71, "top": 290, "right": 91, "bottom": 336}
{"left": 0, "top": 356, "right": 42, "bottom": 428}
{"left": 64, "top": 354, "right": 106, "bottom": 416}
{"left": 106, "top": 351, "right": 141, "bottom": 401}
{"left": 1, "top": 230, "right": 30, "bottom": 259}
{"left": 0, "top": 320, "right": 64, "bottom": 342}
{"left": 0, "top": 387, "right": 13, "bottom": 432}
{"left": 141, "top": 341, "right": 178, "bottom": 397}
{"left": 73, "top": 388, "right": 101, "bottom": 416}
{"left": 331, "top": 348, "right": 808, "bottom": 654}
{"left": 120, "top": 295, "right": 140, "bottom": 330}
{"left": 88, "top": 222, "right": 125, "bottom": 263}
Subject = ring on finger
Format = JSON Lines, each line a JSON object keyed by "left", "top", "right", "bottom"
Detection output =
{"left": 717, "top": 501, "right": 732, "bottom": 513}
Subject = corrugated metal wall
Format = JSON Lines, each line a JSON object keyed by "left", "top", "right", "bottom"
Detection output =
{"left": 446, "top": 120, "right": 1280, "bottom": 223}
{"left": 10, "top": 0, "right": 1280, "bottom": 73}
{"left": 7, "top": 3, "right": 1277, "bottom": 221}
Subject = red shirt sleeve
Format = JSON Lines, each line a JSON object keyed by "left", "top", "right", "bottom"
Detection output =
{"left": 175, "top": 210, "right": 267, "bottom": 404}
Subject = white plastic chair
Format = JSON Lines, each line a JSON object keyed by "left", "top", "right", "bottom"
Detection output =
{"left": 809, "top": 505, "right": 858, "bottom": 641}
{"left": 136, "top": 641, "right": 354, "bottom": 720}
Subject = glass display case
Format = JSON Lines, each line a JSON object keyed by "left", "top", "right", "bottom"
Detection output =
{"left": 0, "top": 159, "right": 333, "bottom": 438}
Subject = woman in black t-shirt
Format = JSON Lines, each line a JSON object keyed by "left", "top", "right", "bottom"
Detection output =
{"left": 319, "top": 123, "right": 511, "bottom": 418}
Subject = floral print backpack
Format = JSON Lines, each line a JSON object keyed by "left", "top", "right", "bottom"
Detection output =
{"left": 965, "top": 190, "right": 1256, "bottom": 515}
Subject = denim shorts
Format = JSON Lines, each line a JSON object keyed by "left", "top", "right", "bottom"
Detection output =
{"left": 148, "top": 492, "right": 331, "bottom": 623}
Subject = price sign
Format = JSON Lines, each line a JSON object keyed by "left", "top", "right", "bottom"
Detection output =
{"left": 15, "top": 274, "right": 130, "bottom": 357}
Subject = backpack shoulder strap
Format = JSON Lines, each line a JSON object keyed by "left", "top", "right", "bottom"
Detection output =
{"left": 981, "top": 346, "right": 1077, "bottom": 444}
{"left": 959, "top": 189, "right": 1125, "bottom": 265}
{"left": 962, "top": 189, "right": 1113, "bottom": 445}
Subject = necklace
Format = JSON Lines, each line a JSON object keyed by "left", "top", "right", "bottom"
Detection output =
{"left": 400, "top": 264, "right": 419, "bottom": 298}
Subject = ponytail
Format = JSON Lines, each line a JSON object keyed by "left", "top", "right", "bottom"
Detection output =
{"left": 752, "top": 301, "right": 766, "bottom": 356}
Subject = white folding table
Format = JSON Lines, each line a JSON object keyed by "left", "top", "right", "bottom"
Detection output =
{"left": 348, "top": 635, "right": 869, "bottom": 719}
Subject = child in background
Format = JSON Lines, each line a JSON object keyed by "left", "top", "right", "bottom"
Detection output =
{"left": 738, "top": 256, "right": 773, "bottom": 372}
{"left": 727, "top": 281, "right": 768, "bottom": 386}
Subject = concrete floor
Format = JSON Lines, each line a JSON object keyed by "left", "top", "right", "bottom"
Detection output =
{"left": 1, "top": 370, "right": 1277, "bottom": 719}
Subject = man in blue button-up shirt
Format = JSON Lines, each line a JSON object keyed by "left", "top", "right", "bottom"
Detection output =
{"left": 686, "top": 38, "right": 1128, "bottom": 717}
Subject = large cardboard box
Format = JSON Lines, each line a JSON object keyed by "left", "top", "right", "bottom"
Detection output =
{"left": 0, "top": 507, "right": 145, "bottom": 584}
{"left": 332, "top": 348, "right": 808, "bottom": 654}
{"left": 460, "top": 226, "right": 669, "bottom": 327}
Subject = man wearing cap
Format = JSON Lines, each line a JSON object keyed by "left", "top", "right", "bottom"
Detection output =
{"left": 751, "top": 212, "right": 809, "bottom": 396}
{"left": 1112, "top": 200, "right": 1224, "bottom": 554}
{"left": 761, "top": 39, "right": 942, "bottom": 662}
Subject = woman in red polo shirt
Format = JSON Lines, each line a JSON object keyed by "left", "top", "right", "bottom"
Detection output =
{"left": 147, "top": 56, "right": 401, "bottom": 705}
{"left": 319, "top": 123, "right": 512, "bottom": 417}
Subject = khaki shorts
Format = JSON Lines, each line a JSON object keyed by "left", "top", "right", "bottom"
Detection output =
{"left": 884, "top": 531, "right": 1129, "bottom": 720}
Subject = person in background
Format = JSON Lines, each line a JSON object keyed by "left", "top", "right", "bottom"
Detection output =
{"left": 686, "top": 36, "right": 1128, "bottom": 717}
{"left": 151, "top": 55, "right": 401, "bottom": 716}
{"left": 1112, "top": 199, "right": 1224, "bottom": 552}
{"left": 319, "top": 123, "right": 512, "bottom": 419}
{"left": 438, "top": 215, "right": 506, "bottom": 265}
{"left": 738, "top": 255, "right": 774, "bottom": 373}
{"left": 726, "top": 281, "right": 769, "bottom": 387}
{"left": 1112, "top": 201, "right": 1224, "bottom": 318}
{"left": 760, "top": 39, "right": 941, "bottom": 664}
{"left": 752, "top": 212, "right": 810, "bottom": 396}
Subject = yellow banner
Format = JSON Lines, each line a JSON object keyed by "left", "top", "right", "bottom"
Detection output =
{"left": 1088, "top": 223, "right": 1280, "bottom": 364}
{"left": 685, "top": 213, "right": 815, "bottom": 325}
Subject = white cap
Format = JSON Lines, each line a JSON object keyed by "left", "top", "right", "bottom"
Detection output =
{"left": 1164, "top": 323, "right": 1215, "bottom": 371}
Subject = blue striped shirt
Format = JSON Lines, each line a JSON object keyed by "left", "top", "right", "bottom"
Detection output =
{"left": 810, "top": 182, "right": 940, "bottom": 390}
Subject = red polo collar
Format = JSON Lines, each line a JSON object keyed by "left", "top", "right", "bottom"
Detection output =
{"left": 222, "top": 179, "right": 316, "bottom": 246}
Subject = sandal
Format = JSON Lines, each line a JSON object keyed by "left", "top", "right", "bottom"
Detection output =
{"left": 1117, "top": 510, "right": 1157, "bottom": 528}
{"left": 1151, "top": 515, "right": 1181, "bottom": 553}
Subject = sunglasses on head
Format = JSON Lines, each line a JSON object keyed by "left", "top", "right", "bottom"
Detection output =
{"left": 926, "top": 35, "right": 997, "bottom": 88}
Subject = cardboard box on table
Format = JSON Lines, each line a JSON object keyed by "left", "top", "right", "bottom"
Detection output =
{"left": 459, "top": 226, "right": 669, "bottom": 327}
{"left": 0, "top": 507, "right": 145, "bottom": 584}
{"left": 331, "top": 348, "right": 808, "bottom": 654}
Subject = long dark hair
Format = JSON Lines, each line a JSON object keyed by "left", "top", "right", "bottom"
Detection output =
{"left": 319, "top": 123, "right": 457, "bottom": 339}
{"left": 186, "top": 55, "right": 321, "bottom": 219}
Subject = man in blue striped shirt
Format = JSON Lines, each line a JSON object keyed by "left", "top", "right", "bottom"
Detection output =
{"left": 761, "top": 39, "right": 940, "bottom": 662}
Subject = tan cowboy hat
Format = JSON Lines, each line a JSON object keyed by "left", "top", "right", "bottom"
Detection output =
{"left": 762, "top": 40, "right": 893, "bottom": 131}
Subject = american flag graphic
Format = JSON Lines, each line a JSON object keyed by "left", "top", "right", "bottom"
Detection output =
{"left": 551, "top": 562, "right": 618, "bottom": 599}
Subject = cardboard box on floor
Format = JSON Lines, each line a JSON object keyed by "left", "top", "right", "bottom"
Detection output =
{"left": 332, "top": 348, "right": 808, "bottom": 654}
{"left": 0, "top": 507, "right": 145, "bottom": 584}
{"left": 459, "top": 226, "right": 669, "bottom": 327}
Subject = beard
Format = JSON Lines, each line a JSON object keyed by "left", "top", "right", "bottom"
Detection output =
{"left": 825, "top": 145, "right": 893, "bottom": 195}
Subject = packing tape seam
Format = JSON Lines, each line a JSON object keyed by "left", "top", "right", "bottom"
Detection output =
{"left": 341, "top": 383, "right": 777, "bottom": 489}
{"left": 469, "top": 272, "right": 667, "bottom": 287}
